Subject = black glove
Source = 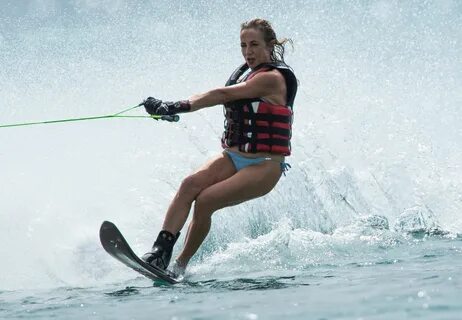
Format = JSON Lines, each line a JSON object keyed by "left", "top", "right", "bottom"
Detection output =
{"left": 141, "top": 97, "right": 191, "bottom": 115}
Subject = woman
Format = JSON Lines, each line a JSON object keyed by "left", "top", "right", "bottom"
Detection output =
{"left": 140, "top": 18, "right": 297, "bottom": 277}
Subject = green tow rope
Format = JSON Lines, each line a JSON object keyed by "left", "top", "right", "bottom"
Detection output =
{"left": 0, "top": 104, "right": 179, "bottom": 128}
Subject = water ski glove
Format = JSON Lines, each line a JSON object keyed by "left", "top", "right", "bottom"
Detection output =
{"left": 142, "top": 97, "right": 191, "bottom": 115}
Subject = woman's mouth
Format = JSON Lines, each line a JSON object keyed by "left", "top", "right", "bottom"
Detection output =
{"left": 247, "top": 58, "right": 255, "bottom": 65}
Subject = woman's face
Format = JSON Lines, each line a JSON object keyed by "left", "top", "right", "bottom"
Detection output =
{"left": 240, "top": 28, "right": 272, "bottom": 69}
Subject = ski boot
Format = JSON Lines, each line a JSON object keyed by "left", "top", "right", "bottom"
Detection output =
{"left": 141, "top": 230, "right": 180, "bottom": 270}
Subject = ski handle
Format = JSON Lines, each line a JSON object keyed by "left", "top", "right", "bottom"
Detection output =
{"left": 160, "top": 115, "right": 180, "bottom": 122}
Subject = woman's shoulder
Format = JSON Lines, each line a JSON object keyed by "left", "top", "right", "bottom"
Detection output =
{"left": 251, "top": 67, "right": 286, "bottom": 82}
{"left": 246, "top": 69, "right": 286, "bottom": 93}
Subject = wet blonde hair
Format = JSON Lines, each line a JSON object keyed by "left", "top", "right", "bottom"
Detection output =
{"left": 240, "top": 18, "right": 293, "bottom": 63}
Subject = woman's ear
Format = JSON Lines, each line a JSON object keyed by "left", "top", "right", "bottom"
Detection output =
{"left": 268, "top": 39, "right": 276, "bottom": 54}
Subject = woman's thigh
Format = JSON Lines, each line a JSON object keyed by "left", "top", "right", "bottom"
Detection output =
{"left": 183, "top": 152, "right": 237, "bottom": 194}
{"left": 194, "top": 160, "right": 282, "bottom": 213}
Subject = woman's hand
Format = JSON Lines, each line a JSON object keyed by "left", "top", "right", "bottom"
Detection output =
{"left": 141, "top": 97, "right": 191, "bottom": 115}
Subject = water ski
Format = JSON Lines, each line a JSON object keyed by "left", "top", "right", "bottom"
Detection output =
{"left": 99, "top": 220, "right": 179, "bottom": 284}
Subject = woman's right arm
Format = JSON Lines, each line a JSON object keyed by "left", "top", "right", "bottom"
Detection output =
{"left": 188, "top": 70, "right": 284, "bottom": 111}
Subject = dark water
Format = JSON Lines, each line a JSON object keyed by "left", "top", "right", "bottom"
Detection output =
{"left": 1, "top": 236, "right": 461, "bottom": 319}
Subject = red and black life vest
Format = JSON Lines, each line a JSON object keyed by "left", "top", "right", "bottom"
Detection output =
{"left": 221, "top": 62, "right": 298, "bottom": 155}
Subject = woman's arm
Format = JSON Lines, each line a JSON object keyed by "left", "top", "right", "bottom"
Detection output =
{"left": 188, "top": 70, "right": 285, "bottom": 111}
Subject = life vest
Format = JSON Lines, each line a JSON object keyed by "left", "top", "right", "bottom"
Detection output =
{"left": 221, "top": 62, "right": 298, "bottom": 155}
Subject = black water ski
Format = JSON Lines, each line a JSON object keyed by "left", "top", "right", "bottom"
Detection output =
{"left": 99, "top": 221, "right": 178, "bottom": 284}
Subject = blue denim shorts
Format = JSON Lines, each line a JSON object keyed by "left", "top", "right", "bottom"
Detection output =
{"left": 224, "top": 150, "right": 291, "bottom": 175}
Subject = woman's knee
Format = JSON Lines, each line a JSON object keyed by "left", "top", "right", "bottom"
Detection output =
{"left": 193, "top": 191, "right": 218, "bottom": 218}
{"left": 178, "top": 173, "right": 205, "bottom": 200}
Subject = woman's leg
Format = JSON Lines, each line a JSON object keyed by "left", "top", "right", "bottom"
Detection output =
{"left": 161, "top": 152, "right": 236, "bottom": 235}
{"left": 142, "top": 152, "right": 237, "bottom": 270}
{"left": 175, "top": 160, "right": 282, "bottom": 267}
